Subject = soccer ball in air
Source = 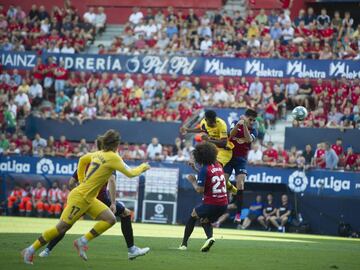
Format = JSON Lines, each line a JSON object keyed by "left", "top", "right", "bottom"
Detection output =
{"left": 292, "top": 106, "right": 308, "bottom": 121}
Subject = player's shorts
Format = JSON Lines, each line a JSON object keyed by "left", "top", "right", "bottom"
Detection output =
{"left": 195, "top": 204, "right": 227, "bottom": 223}
{"left": 100, "top": 195, "right": 126, "bottom": 217}
{"left": 223, "top": 156, "right": 247, "bottom": 176}
{"left": 60, "top": 189, "right": 108, "bottom": 225}
{"left": 217, "top": 148, "right": 233, "bottom": 167}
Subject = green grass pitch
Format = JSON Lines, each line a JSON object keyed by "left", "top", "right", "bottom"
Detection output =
{"left": 0, "top": 216, "right": 359, "bottom": 270}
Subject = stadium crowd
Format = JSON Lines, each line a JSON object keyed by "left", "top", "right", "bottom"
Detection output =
{"left": 0, "top": 1, "right": 107, "bottom": 53}
{"left": 93, "top": 6, "right": 360, "bottom": 59}
{"left": 0, "top": 3, "right": 359, "bottom": 171}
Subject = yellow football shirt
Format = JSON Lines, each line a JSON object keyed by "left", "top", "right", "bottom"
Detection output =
{"left": 199, "top": 117, "right": 233, "bottom": 166}
{"left": 75, "top": 150, "right": 148, "bottom": 202}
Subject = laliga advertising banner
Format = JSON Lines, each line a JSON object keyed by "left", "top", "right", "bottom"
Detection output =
{"left": 1, "top": 50, "right": 360, "bottom": 79}
{"left": 1, "top": 156, "right": 360, "bottom": 198}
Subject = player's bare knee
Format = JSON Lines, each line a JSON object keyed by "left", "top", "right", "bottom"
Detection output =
{"left": 191, "top": 209, "right": 198, "bottom": 218}
{"left": 121, "top": 208, "right": 131, "bottom": 218}
{"left": 236, "top": 175, "right": 245, "bottom": 189}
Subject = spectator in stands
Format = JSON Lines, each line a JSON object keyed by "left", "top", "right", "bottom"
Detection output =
{"left": 344, "top": 146, "right": 358, "bottom": 170}
{"left": 258, "top": 193, "right": 277, "bottom": 230}
{"left": 340, "top": 107, "right": 355, "bottom": 129}
{"left": 281, "top": 22, "right": 294, "bottom": 44}
{"left": 95, "top": 7, "right": 106, "bottom": 33}
{"left": 317, "top": 8, "right": 330, "bottom": 30}
{"left": 324, "top": 142, "right": 339, "bottom": 170}
{"left": 239, "top": 195, "right": 263, "bottom": 230}
{"left": 276, "top": 145, "right": 289, "bottom": 167}
{"left": 331, "top": 138, "right": 343, "bottom": 158}
{"left": 299, "top": 144, "right": 314, "bottom": 169}
{"left": 248, "top": 77, "right": 263, "bottom": 106}
{"left": 269, "top": 194, "right": 292, "bottom": 232}
{"left": 314, "top": 143, "right": 326, "bottom": 168}
{"left": 83, "top": 6, "right": 96, "bottom": 25}
{"left": 263, "top": 141, "right": 278, "bottom": 165}
{"left": 130, "top": 145, "right": 146, "bottom": 160}
{"left": 54, "top": 61, "right": 68, "bottom": 93}
{"left": 14, "top": 89, "right": 31, "bottom": 115}
{"left": 248, "top": 144, "right": 263, "bottom": 165}
{"left": 28, "top": 79, "right": 43, "bottom": 108}
{"left": 255, "top": 9, "right": 268, "bottom": 25}
{"left": 60, "top": 41, "right": 75, "bottom": 54}
{"left": 327, "top": 106, "right": 343, "bottom": 128}
{"left": 147, "top": 137, "right": 162, "bottom": 160}
{"left": 0, "top": 132, "right": 9, "bottom": 153}
{"left": 268, "top": 9, "right": 278, "bottom": 26}
{"left": 55, "top": 91, "right": 71, "bottom": 113}
{"left": 270, "top": 22, "right": 283, "bottom": 41}
{"left": 129, "top": 7, "right": 144, "bottom": 25}
{"left": 295, "top": 77, "right": 312, "bottom": 109}
{"left": 32, "top": 133, "right": 47, "bottom": 156}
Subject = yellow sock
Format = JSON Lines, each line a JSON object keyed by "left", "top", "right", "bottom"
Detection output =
{"left": 32, "top": 240, "right": 42, "bottom": 251}
{"left": 31, "top": 227, "right": 59, "bottom": 251}
{"left": 226, "top": 180, "right": 238, "bottom": 195}
{"left": 84, "top": 221, "right": 112, "bottom": 241}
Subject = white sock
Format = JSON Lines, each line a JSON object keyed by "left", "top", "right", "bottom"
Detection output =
{"left": 128, "top": 246, "right": 136, "bottom": 252}
{"left": 28, "top": 246, "right": 35, "bottom": 253}
{"left": 80, "top": 236, "right": 88, "bottom": 245}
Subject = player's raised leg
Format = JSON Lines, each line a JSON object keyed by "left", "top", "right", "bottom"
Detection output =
{"left": 21, "top": 189, "right": 87, "bottom": 264}
{"left": 22, "top": 219, "right": 71, "bottom": 264}
{"left": 74, "top": 199, "right": 116, "bottom": 261}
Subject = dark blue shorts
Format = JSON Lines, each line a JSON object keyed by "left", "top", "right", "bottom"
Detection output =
{"left": 223, "top": 156, "right": 247, "bottom": 176}
{"left": 195, "top": 204, "right": 227, "bottom": 223}
{"left": 100, "top": 195, "right": 126, "bottom": 217}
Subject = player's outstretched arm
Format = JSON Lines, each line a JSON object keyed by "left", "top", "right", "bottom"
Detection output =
{"left": 187, "top": 175, "right": 204, "bottom": 193}
{"left": 113, "top": 156, "right": 150, "bottom": 178}
{"left": 77, "top": 153, "right": 93, "bottom": 182}
{"left": 180, "top": 127, "right": 202, "bottom": 135}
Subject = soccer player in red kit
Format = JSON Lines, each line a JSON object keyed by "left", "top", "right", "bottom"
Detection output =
{"left": 179, "top": 142, "right": 228, "bottom": 252}
{"left": 7, "top": 185, "right": 24, "bottom": 215}
{"left": 18, "top": 183, "right": 33, "bottom": 216}
{"left": 32, "top": 182, "right": 48, "bottom": 217}
{"left": 224, "top": 109, "right": 258, "bottom": 223}
{"left": 47, "top": 182, "right": 62, "bottom": 217}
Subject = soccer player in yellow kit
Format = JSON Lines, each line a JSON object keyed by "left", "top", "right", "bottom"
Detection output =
{"left": 181, "top": 110, "right": 237, "bottom": 194}
{"left": 22, "top": 130, "right": 150, "bottom": 264}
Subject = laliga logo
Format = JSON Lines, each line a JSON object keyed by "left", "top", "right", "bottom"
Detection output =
{"left": 36, "top": 158, "right": 55, "bottom": 174}
{"left": 288, "top": 171, "right": 308, "bottom": 193}
{"left": 155, "top": 203, "right": 165, "bottom": 215}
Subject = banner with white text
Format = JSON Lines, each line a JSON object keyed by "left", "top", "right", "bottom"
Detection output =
{"left": 1, "top": 51, "right": 360, "bottom": 79}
